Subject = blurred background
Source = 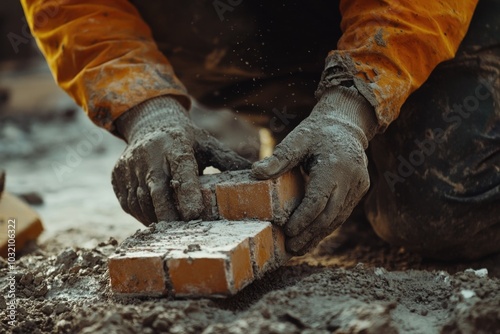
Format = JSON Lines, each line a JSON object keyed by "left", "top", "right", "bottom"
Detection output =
{"left": 0, "top": 2, "right": 138, "bottom": 248}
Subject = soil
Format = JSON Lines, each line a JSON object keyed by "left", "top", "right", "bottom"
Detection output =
{"left": 0, "top": 63, "right": 499, "bottom": 334}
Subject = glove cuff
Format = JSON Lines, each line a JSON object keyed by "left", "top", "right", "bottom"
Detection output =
{"left": 116, "top": 96, "right": 189, "bottom": 143}
{"left": 317, "top": 86, "right": 379, "bottom": 146}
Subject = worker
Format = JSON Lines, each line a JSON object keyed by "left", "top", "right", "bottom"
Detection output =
{"left": 20, "top": 0, "right": 499, "bottom": 260}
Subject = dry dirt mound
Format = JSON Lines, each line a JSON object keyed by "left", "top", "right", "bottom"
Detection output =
{"left": 1, "top": 236, "right": 499, "bottom": 334}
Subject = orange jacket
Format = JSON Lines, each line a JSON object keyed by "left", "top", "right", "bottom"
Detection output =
{"left": 21, "top": 0, "right": 477, "bottom": 132}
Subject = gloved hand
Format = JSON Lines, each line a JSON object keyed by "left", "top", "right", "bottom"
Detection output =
{"left": 112, "top": 96, "right": 251, "bottom": 225}
{"left": 252, "top": 86, "right": 378, "bottom": 255}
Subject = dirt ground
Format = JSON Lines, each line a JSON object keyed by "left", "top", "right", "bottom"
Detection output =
{"left": 0, "top": 63, "right": 499, "bottom": 334}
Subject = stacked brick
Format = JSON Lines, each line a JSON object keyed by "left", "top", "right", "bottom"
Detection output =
{"left": 108, "top": 169, "right": 304, "bottom": 297}
{"left": 200, "top": 168, "right": 304, "bottom": 224}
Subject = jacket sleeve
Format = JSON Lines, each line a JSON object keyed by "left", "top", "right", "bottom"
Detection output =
{"left": 20, "top": 0, "right": 190, "bottom": 132}
{"left": 317, "top": 0, "right": 479, "bottom": 130}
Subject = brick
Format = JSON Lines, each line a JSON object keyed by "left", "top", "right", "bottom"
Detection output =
{"left": 272, "top": 226, "right": 291, "bottom": 264}
{"left": 168, "top": 256, "right": 228, "bottom": 295}
{"left": 108, "top": 220, "right": 287, "bottom": 297}
{"left": 167, "top": 239, "right": 253, "bottom": 296}
{"left": 217, "top": 180, "right": 272, "bottom": 221}
{"left": 0, "top": 192, "right": 44, "bottom": 258}
{"left": 108, "top": 252, "right": 167, "bottom": 296}
{"left": 203, "top": 169, "right": 304, "bottom": 225}
{"left": 250, "top": 224, "right": 275, "bottom": 276}
{"left": 163, "top": 221, "right": 259, "bottom": 296}
{"left": 231, "top": 240, "right": 254, "bottom": 290}
{"left": 274, "top": 169, "right": 305, "bottom": 218}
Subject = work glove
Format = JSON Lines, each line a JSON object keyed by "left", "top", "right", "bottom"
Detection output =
{"left": 112, "top": 96, "right": 251, "bottom": 225}
{"left": 252, "top": 86, "right": 378, "bottom": 255}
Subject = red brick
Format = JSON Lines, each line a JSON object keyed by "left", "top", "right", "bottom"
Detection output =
{"left": 108, "top": 252, "right": 167, "bottom": 296}
{"left": 216, "top": 180, "right": 273, "bottom": 221}
{"left": 272, "top": 226, "right": 291, "bottom": 264}
{"left": 212, "top": 169, "right": 304, "bottom": 225}
{"left": 250, "top": 224, "right": 275, "bottom": 276}
{"left": 167, "top": 256, "right": 229, "bottom": 296}
{"left": 231, "top": 239, "right": 254, "bottom": 291}
{"left": 274, "top": 168, "right": 305, "bottom": 223}
{"left": 167, "top": 239, "right": 253, "bottom": 297}
{"left": 109, "top": 221, "right": 283, "bottom": 297}
{"left": 163, "top": 221, "right": 261, "bottom": 297}
{"left": 0, "top": 192, "right": 44, "bottom": 258}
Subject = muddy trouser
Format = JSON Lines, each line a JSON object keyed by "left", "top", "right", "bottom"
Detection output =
{"left": 133, "top": 0, "right": 500, "bottom": 260}
{"left": 365, "top": 1, "right": 500, "bottom": 260}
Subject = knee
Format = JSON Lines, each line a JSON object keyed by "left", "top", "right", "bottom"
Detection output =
{"left": 364, "top": 194, "right": 453, "bottom": 258}
{"left": 364, "top": 174, "right": 500, "bottom": 260}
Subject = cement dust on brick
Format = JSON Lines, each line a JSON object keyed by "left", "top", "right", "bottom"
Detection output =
{"left": 1, "top": 67, "right": 500, "bottom": 333}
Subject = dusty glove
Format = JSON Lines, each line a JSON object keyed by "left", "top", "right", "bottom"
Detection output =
{"left": 112, "top": 96, "right": 251, "bottom": 225}
{"left": 252, "top": 86, "right": 378, "bottom": 255}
